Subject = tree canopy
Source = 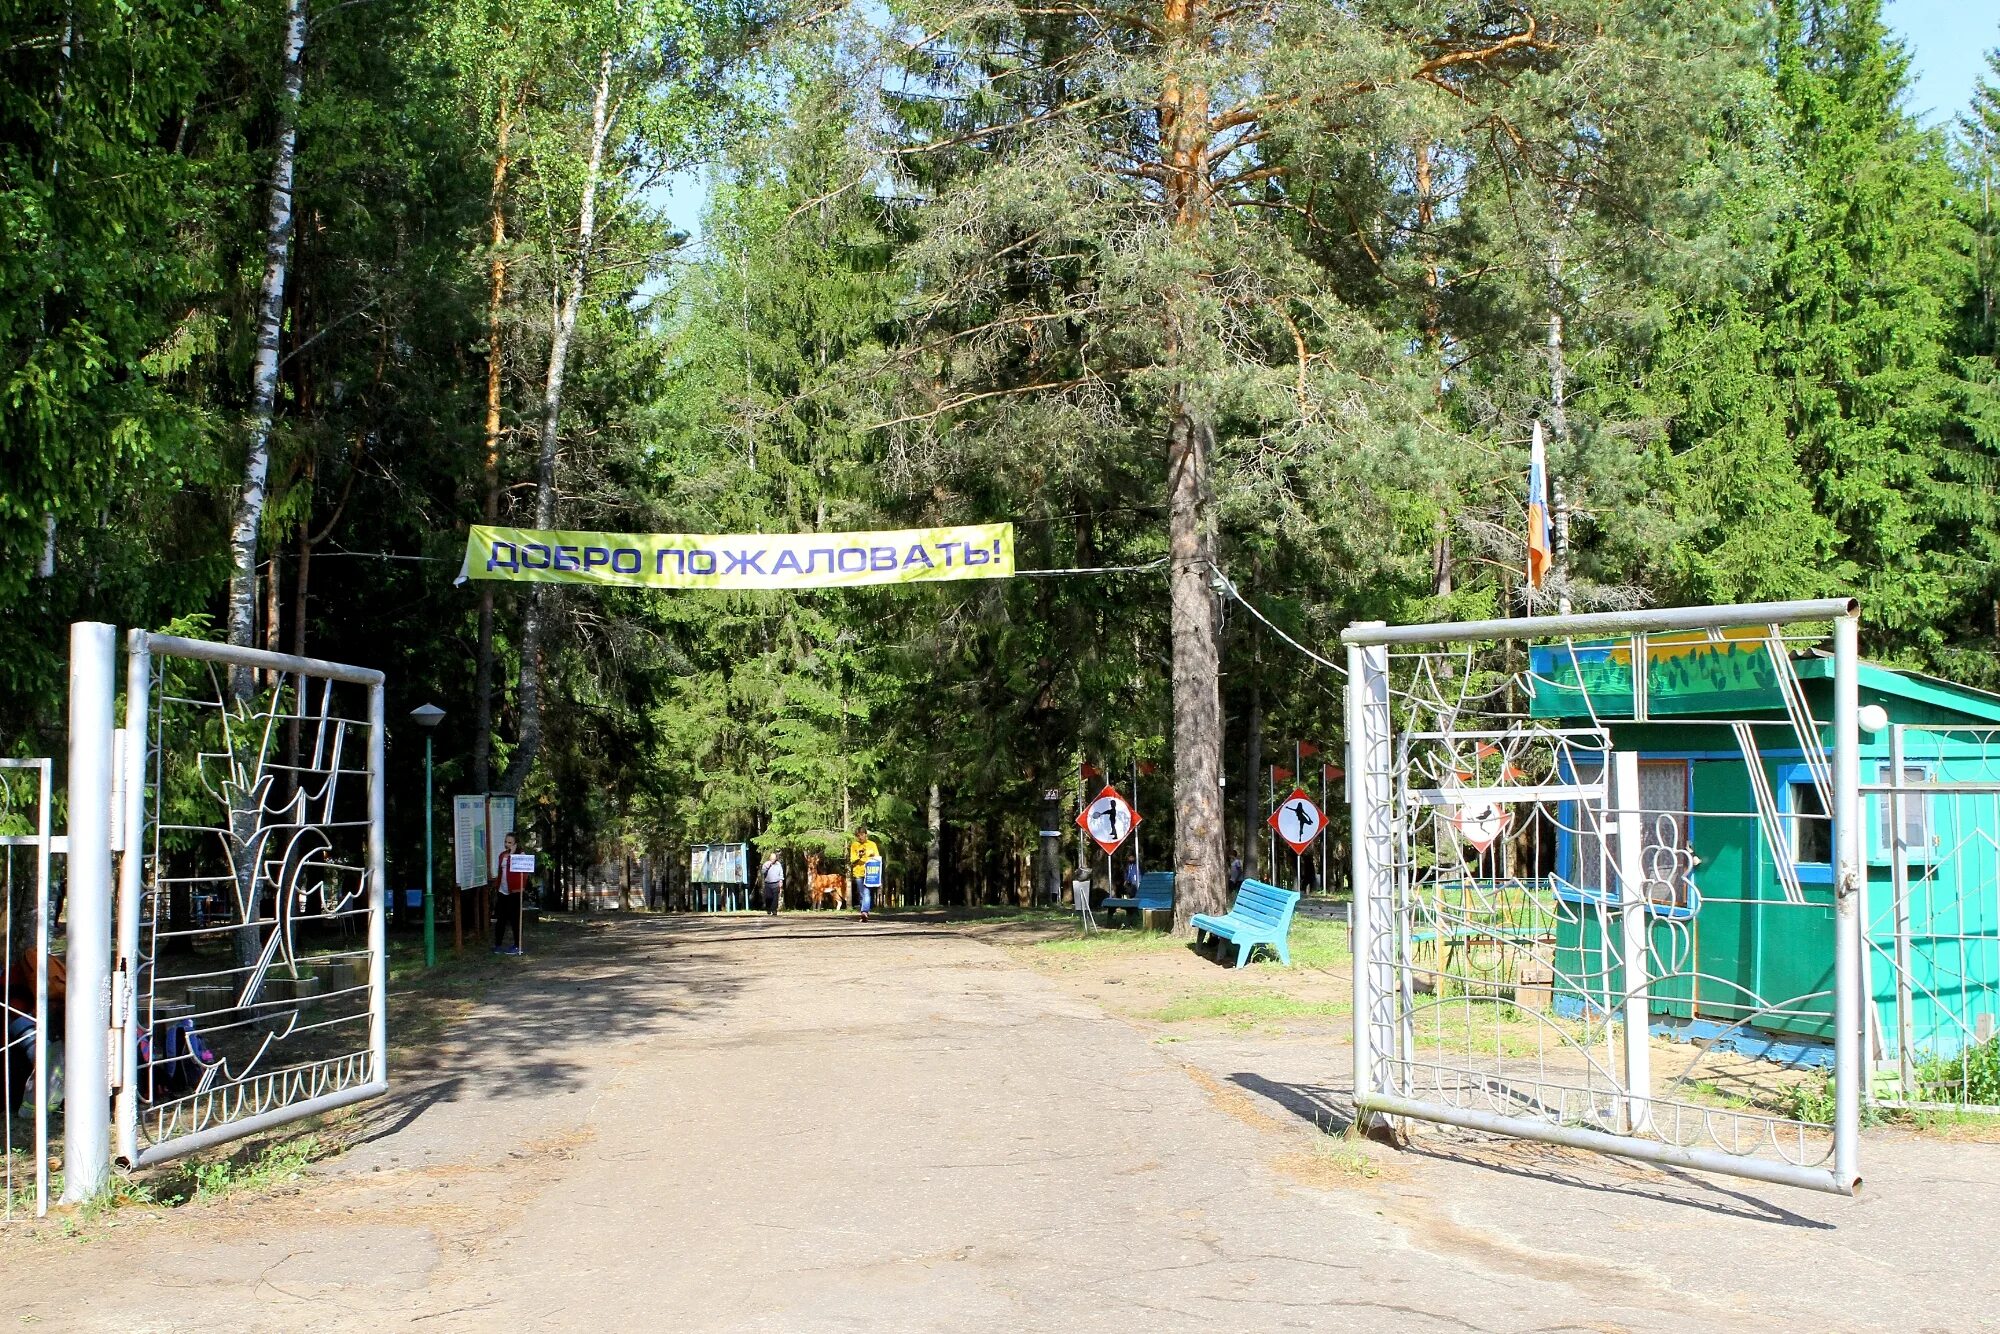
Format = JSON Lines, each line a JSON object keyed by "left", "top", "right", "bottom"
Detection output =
{"left": 2, "top": 0, "right": 1997, "bottom": 910}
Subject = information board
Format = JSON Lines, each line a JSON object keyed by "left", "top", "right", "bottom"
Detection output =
{"left": 453, "top": 796, "right": 489, "bottom": 889}
{"left": 689, "top": 843, "right": 749, "bottom": 885}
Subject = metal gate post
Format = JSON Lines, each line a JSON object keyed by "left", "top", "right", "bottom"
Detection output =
{"left": 62, "top": 622, "right": 116, "bottom": 1203}
{"left": 1887, "top": 724, "right": 1916, "bottom": 1096}
{"left": 1613, "top": 750, "right": 1653, "bottom": 1132}
{"left": 1832, "top": 612, "right": 1863, "bottom": 1193}
{"left": 114, "top": 631, "right": 152, "bottom": 1167}
{"left": 1348, "top": 632, "right": 1393, "bottom": 1123}
{"left": 368, "top": 681, "right": 389, "bottom": 1087}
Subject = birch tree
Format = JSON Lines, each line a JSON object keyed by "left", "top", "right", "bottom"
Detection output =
{"left": 225, "top": 0, "right": 309, "bottom": 699}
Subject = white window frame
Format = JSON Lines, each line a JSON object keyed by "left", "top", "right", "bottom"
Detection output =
{"left": 1871, "top": 761, "right": 1936, "bottom": 866}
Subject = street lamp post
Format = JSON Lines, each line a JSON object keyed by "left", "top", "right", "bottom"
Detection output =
{"left": 411, "top": 703, "right": 445, "bottom": 968}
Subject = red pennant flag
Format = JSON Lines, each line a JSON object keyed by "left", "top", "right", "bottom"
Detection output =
{"left": 1322, "top": 764, "right": 1345, "bottom": 782}
{"left": 1502, "top": 763, "right": 1525, "bottom": 781}
{"left": 1272, "top": 766, "right": 1292, "bottom": 783}
{"left": 1138, "top": 760, "right": 1160, "bottom": 776}
{"left": 1454, "top": 769, "right": 1474, "bottom": 782}
{"left": 1298, "top": 741, "right": 1320, "bottom": 758}
{"left": 1081, "top": 762, "right": 1102, "bottom": 781}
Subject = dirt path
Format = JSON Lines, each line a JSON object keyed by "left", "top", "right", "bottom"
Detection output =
{"left": 4, "top": 914, "right": 1996, "bottom": 1331}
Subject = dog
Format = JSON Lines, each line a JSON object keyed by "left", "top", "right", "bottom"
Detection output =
{"left": 804, "top": 851, "right": 847, "bottom": 911}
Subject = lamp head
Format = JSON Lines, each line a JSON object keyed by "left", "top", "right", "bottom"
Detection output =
{"left": 410, "top": 703, "right": 446, "bottom": 729}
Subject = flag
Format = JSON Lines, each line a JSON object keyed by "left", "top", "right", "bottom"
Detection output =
{"left": 1138, "top": 760, "right": 1159, "bottom": 776}
{"left": 1081, "top": 762, "right": 1102, "bottom": 782}
{"left": 1298, "top": 741, "right": 1320, "bottom": 758}
{"left": 1322, "top": 764, "right": 1345, "bottom": 782}
{"left": 1272, "top": 766, "right": 1292, "bottom": 783}
{"left": 1527, "top": 420, "right": 1553, "bottom": 588}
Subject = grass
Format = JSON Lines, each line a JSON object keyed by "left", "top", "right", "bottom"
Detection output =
{"left": 1151, "top": 992, "right": 1349, "bottom": 1026}
{"left": 1275, "top": 1124, "right": 1384, "bottom": 1187}
{"left": 1034, "top": 912, "right": 1353, "bottom": 968}
{"left": 1035, "top": 930, "right": 1180, "bottom": 959}
{"left": 124, "top": 1134, "right": 334, "bottom": 1207}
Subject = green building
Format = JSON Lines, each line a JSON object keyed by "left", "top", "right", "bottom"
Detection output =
{"left": 1532, "top": 633, "right": 2000, "bottom": 1067}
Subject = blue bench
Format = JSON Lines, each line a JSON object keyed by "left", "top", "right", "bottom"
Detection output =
{"left": 1099, "top": 871, "right": 1174, "bottom": 926}
{"left": 1190, "top": 878, "right": 1299, "bottom": 967}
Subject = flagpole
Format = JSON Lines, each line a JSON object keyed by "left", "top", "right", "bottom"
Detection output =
{"left": 1132, "top": 757, "right": 1142, "bottom": 878}
{"left": 1294, "top": 740, "right": 1303, "bottom": 893}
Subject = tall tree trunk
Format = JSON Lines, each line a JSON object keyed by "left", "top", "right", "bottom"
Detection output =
{"left": 925, "top": 782, "right": 942, "bottom": 907}
{"left": 226, "top": 0, "right": 307, "bottom": 704}
{"left": 499, "top": 51, "right": 614, "bottom": 796}
{"left": 1169, "top": 412, "right": 1226, "bottom": 933}
{"left": 1161, "top": 0, "right": 1226, "bottom": 933}
{"left": 472, "top": 97, "right": 517, "bottom": 795}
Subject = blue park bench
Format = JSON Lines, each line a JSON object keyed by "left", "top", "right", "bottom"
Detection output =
{"left": 1099, "top": 871, "right": 1174, "bottom": 926}
{"left": 1190, "top": 878, "right": 1300, "bottom": 967}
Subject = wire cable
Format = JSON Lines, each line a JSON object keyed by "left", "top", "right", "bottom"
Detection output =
{"left": 1015, "top": 558, "right": 1169, "bottom": 578}
{"left": 1208, "top": 561, "right": 1347, "bottom": 676}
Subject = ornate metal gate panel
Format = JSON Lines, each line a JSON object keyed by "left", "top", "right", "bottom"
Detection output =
{"left": 1344, "top": 600, "right": 1866, "bottom": 1196}
{"left": 1, "top": 759, "right": 53, "bottom": 1219}
{"left": 114, "top": 633, "right": 386, "bottom": 1168}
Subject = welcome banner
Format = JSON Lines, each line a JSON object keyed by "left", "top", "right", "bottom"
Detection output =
{"left": 459, "top": 522, "right": 1014, "bottom": 591}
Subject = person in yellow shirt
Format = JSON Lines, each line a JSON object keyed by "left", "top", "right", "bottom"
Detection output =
{"left": 848, "top": 825, "right": 882, "bottom": 922}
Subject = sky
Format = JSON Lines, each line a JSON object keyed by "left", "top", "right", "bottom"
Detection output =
{"left": 1889, "top": 0, "right": 1996, "bottom": 126}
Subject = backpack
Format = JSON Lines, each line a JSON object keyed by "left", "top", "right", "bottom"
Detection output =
{"left": 138, "top": 1017, "right": 219, "bottom": 1103}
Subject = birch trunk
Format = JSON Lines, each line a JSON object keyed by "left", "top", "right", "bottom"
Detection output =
{"left": 472, "top": 100, "right": 516, "bottom": 794}
{"left": 499, "top": 51, "right": 614, "bottom": 796}
{"left": 226, "top": 0, "right": 308, "bottom": 704}
{"left": 224, "top": 0, "right": 307, "bottom": 978}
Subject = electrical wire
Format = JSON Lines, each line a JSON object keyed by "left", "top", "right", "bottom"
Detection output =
{"left": 1015, "top": 558, "right": 1169, "bottom": 577}
{"left": 1208, "top": 561, "right": 1347, "bottom": 676}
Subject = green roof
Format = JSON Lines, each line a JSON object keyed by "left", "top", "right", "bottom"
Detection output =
{"left": 1528, "top": 638, "right": 2000, "bottom": 725}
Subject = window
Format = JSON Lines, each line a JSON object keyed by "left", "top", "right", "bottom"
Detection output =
{"left": 1790, "top": 780, "right": 1832, "bottom": 866}
{"left": 1568, "top": 759, "right": 1692, "bottom": 907}
{"left": 1874, "top": 763, "right": 1933, "bottom": 862}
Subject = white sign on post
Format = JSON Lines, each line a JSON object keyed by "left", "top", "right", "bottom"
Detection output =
{"left": 1076, "top": 785, "right": 1141, "bottom": 856}
{"left": 506, "top": 853, "right": 536, "bottom": 874}
{"left": 1268, "top": 788, "right": 1325, "bottom": 855}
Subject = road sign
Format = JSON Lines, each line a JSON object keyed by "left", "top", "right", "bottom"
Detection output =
{"left": 1267, "top": 788, "right": 1324, "bottom": 855}
{"left": 1450, "top": 798, "right": 1512, "bottom": 853}
{"left": 1077, "top": 785, "right": 1141, "bottom": 855}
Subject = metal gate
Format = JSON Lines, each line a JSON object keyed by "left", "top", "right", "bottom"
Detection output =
{"left": 113, "top": 632, "right": 386, "bottom": 1168}
{"left": 1864, "top": 726, "right": 2000, "bottom": 1109}
{"left": 1344, "top": 599, "right": 1865, "bottom": 1195}
{"left": 1, "top": 759, "right": 54, "bottom": 1219}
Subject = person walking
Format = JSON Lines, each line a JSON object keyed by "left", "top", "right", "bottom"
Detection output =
{"left": 848, "top": 825, "right": 882, "bottom": 923}
{"left": 758, "top": 847, "right": 784, "bottom": 916}
{"left": 491, "top": 831, "right": 530, "bottom": 955}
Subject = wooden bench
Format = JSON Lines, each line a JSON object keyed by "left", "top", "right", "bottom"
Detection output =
{"left": 1099, "top": 871, "right": 1174, "bottom": 927}
{"left": 1190, "top": 878, "right": 1299, "bottom": 967}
